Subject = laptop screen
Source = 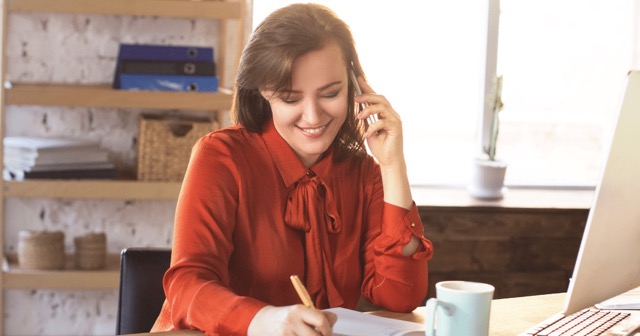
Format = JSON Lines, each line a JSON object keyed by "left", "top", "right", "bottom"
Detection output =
{"left": 563, "top": 70, "right": 640, "bottom": 314}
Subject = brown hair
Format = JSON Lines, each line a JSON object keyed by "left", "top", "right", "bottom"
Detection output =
{"left": 231, "top": 3, "right": 366, "bottom": 160}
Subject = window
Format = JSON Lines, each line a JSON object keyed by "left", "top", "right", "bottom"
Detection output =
{"left": 252, "top": 0, "right": 636, "bottom": 187}
{"left": 496, "top": 0, "right": 635, "bottom": 186}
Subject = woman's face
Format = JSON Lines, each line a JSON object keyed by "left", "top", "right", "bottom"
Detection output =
{"left": 262, "top": 42, "right": 349, "bottom": 167}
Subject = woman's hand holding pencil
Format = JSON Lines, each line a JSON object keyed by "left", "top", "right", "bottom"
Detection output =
{"left": 246, "top": 275, "right": 337, "bottom": 335}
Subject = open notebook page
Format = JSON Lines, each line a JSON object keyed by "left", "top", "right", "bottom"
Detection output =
{"left": 325, "top": 307, "right": 424, "bottom": 336}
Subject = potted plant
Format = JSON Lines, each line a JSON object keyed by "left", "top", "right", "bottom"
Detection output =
{"left": 468, "top": 75, "right": 508, "bottom": 200}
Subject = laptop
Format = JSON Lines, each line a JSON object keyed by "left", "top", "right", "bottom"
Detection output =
{"left": 521, "top": 70, "right": 640, "bottom": 335}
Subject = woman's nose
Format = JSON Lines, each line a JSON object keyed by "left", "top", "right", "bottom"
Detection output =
{"left": 301, "top": 99, "right": 321, "bottom": 123}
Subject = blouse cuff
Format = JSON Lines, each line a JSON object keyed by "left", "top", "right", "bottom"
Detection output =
{"left": 381, "top": 202, "right": 424, "bottom": 239}
{"left": 379, "top": 202, "right": 431, "bottom": 259}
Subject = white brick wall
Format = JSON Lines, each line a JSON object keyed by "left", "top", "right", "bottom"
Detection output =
{"left": 4, "top": 12, "right": 221, "bottom": 336}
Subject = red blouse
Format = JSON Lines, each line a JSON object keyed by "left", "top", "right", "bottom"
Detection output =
{"left": 151, "top": 120, "right": 433, "bottom": 335}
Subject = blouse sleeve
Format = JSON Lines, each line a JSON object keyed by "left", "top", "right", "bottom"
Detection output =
{"left": 360, "top": 164, "right": 434, "bottom": 313}
{"left": 154, "top": 135, "right": 266, "bottom": 335}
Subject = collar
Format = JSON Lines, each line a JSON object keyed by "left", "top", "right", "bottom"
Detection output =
{"left": 262, "top": 119, "right": 334, "bottom": 188}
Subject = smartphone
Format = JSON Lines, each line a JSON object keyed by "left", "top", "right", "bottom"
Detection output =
{"left": 349, "top": 69, "right": 378, "bottom": 126}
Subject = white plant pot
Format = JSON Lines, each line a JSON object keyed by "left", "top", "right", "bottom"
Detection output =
{"left": 468, "top": 159, "right": 507, "bottom": 200}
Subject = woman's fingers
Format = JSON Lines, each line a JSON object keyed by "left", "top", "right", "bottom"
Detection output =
{"left": 323, "top": 311, "right": 338, "bottom": 328}
{"left": 292, "top": 305, "right": 335, "bottom": 336}
{"left": 354, "top": 77, "right": 400, "bottom": 126}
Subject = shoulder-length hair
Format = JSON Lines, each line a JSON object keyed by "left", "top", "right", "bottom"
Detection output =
{"left": 232, "top": 3, "right": 366, "bottom": 160}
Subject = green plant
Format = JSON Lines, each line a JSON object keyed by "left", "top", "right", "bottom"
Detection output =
{"left": 484, "top": 75, "right": 504, "bottom": 161}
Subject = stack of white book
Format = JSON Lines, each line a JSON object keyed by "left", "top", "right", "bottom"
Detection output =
{"left": 3, "top": 136, "right": 116, "bottom": 180}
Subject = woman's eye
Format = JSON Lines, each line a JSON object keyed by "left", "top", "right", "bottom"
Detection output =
{"left": 322, "top": 91, "right": 340, "bottom": 99}
{"left": 278, "top": 94, "right": 300, "bottom": 104}
{"left": 282, "top": 98, "right": 300, "bottom": 104}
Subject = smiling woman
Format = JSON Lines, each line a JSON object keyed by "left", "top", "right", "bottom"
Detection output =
{"left": 151, "top": 3, "right": 433, "bottom": 336}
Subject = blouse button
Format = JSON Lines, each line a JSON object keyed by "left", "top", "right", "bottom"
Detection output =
{"left": 306, "top": 171, "right": 315, "bottom": 177}
{"left": 410, "top": 222, "right": 416, "bottom": 227}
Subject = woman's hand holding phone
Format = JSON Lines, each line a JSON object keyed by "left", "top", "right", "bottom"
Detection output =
{"left": 351, "top": 74, "right": 404, "bottom": 169}
{"left": 352, "top": 74, "right": 414, "bottom": 211}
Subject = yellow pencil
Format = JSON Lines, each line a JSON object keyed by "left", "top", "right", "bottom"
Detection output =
{"left": 290, "top": 275, "right": 316, "bottom": 309}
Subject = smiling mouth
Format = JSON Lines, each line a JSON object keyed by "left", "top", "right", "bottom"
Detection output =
{"left": 299, "top": 124, "right": 327, "bottom": 135}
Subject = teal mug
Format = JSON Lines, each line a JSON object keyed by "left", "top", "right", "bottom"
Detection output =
{"left": 425, "top": 281, "right": 495, "bottom": 336}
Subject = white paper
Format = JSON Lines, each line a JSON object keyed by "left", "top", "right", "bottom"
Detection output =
{"left": 325, "top": 307, "right": 424, "bottom": 336}
{"left": 596, "top": 285, "right": 640, "bottom": 310}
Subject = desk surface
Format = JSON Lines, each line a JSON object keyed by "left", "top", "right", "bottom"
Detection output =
{"left": 372, "top": 292, "right": 566, "bottom": 336}
{"left": 127, "top": 293, "right": 567, "bottom": 336}
{"left": 490, "top": 292, "right": 565, "bottom": 335}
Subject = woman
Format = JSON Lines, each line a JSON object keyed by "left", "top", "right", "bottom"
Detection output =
{"left": 152, "top": 3, "right": 433, "bottom": 335}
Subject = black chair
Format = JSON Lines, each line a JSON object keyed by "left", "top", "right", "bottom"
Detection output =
{"left": 116, "top": 247, "right": 171, "bottom": 335}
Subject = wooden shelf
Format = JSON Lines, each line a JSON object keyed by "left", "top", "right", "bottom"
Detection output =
{"left": 3, "top": 180, "right": 181, "bottom": 200}
{"left": 3, "top": 254, "right": 120, "bottom": 289}
{"left": 7, "top": 0, "right": 242, "bottom": 20}
{"left": 5, "top": 83, "right": 233, "bottom": 110}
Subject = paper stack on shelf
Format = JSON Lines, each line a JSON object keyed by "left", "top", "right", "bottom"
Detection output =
{"left": 112, "top": 43, "right": 219, "bottom": 92}
{"left": 3, "top": 136, "right": 116, "bottom": 180}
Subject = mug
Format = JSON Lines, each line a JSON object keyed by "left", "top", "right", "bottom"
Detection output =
{"left": 425, "top": 281, "right": 495, "bottom": 336}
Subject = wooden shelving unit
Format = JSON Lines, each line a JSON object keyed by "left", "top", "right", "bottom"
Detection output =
{"left": 0, "top": 0, "right": 245, "bottom": 331}
{"left": 3, "top": 254, "right": 120, "bottom": 289}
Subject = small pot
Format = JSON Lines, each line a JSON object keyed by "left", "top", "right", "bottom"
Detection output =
{"left": 468, "top": 158, "right": 507, "bottom": 200}
{"left": 17, "top": 230, "right": 66, "bottom": 270}
{"left": 74, "top": 232, "right": 107, "bottom": 270}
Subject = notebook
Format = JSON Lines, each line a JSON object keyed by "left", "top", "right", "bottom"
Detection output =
{"left": 521, "top": 70, "right": 640, "bottom": 335}
{"left": 326, "top": 307, "right": 424, "bottom": 336}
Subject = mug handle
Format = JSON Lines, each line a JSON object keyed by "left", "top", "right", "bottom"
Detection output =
{"left": 425, "top": 298, "right": 455, "bottom": 336}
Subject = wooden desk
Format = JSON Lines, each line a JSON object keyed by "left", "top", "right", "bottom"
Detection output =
{"left": 125, "top": 293, "right": 566, "bottom": 336}
{"left": 370, "top": 292, "right": 565, "bottom": 336}
{"left": 488, "top": 292, "right": 565, "bottom": 335}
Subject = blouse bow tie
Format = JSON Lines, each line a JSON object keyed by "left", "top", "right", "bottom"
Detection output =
{"left": 284, "top": 172, "right": 344, "bottom": 308}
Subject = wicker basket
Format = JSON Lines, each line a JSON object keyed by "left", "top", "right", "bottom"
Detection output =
{"left": 74, "top": 232, "right": 107, "bottom": 270}
{"left": 17, "top": 230, "right": 65, "bottom": 270}
{"left": 137, "top": 116, "right": 218, "bottom": 181}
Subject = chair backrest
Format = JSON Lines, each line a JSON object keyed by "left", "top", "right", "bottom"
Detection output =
{"left": 116, "top": 247, "right": 171, "bottom": 335}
